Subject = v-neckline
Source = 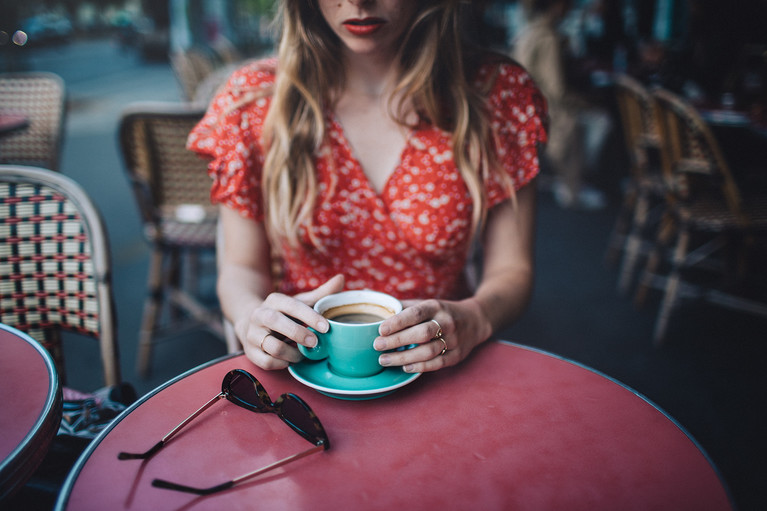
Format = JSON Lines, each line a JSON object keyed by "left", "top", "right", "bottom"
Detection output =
{"left": 328, "top": 111, "right": 415, "bottom": 197}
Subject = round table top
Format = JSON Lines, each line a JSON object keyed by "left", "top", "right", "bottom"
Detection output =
{"left": 0, "top": 113, "right": 29, "bottom": 136}
{"left": 0, "top": 323, "right": 62, "bottom": 500}
{"left": 58, "top": 341, "right": 733, "bottom": 511}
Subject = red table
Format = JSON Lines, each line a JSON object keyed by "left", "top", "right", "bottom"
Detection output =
{"left": 0, "top": 113, "right": 29, "bottom": 137}
{"left": 56, "top": 341, "right": 733, "bottom": 511}
{"left": 0, "top": 323, "right": 62, "bottom": 499}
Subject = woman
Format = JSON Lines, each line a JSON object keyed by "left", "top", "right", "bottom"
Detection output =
{"left": 188, "top": 0, "right": 547, "bottom": 375}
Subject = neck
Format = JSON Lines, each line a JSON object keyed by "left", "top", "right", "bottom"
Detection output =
{"left": 342, "top": 50, "right": 398, "bottom": 99}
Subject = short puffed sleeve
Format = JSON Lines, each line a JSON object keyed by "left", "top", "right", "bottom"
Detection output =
{"left": 481, "top": 61, "right": 548, "bottom": 208}
{"left": 187, "top": 59, "right": 277, "bottom": 221}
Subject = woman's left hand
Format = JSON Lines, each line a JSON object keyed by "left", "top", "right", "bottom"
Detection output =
{"left": 373, "top": 298, "right": 493, "bottom": 373}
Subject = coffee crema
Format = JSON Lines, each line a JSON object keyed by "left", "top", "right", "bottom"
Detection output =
{"left": 322, "top": 303, "right": 394, "bottom": 324}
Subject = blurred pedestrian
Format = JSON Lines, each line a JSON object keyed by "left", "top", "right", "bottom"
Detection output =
{"left": 514, "top": 0, "right": 611, "bottom": 210}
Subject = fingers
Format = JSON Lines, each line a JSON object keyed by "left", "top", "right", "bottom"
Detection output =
{"left": 239, "top": 288, "right": 337, "bottom": 371}
{"left": 377, "top": 299, "right": 450, "bottom": 346}
{"left": 375, "top": 300, "right": 456, "bottom": 373}
{"left": 263, "top": 293, "right": 330, "bottom": 341}
{"left": 295, "top": 274, "right": 345, "bottom": 307}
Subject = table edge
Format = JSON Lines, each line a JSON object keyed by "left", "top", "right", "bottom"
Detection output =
{"left": 0, "top": 323, "right": 62, "bottom": 498}
{"left": 55, "top": 340, "right": 735, "bottom": 510}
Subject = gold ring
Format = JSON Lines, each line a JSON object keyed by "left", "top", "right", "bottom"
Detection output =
{"left": 429, "top": 319, "right": 442, "bottom": 339}
{"left": 436, "top": 336, "right": 447, "bottom": 356}
{"left": 260, "top": 333, "right": 270, "bottom": 354}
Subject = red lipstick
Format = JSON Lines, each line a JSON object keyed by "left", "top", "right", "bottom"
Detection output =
{"left": 343, "top": 17, "right": 386, "bottom": 36}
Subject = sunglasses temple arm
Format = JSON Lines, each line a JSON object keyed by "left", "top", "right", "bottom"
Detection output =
{"left": 231, "top": 442, "right": 326, "bottom": 486}
{"left": 162, "top": 392, "right": 226, "bottom": 444}
{"left": 152, "top": 442, "right": 326, "bottom": 496}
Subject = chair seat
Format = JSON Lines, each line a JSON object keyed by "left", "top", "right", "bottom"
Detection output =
{"left": 153, "top": 218, "right": 218, "bottom": 248}
{"left": 683, "top": 194, "right": 767, "bottom": 231}
{"left": 636, "top": 172, "right": 666, "bottom": 196}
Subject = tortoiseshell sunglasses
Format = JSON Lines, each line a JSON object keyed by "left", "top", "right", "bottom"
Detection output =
{"left": 118, "top": 369, "right": 329, "bottom": 495}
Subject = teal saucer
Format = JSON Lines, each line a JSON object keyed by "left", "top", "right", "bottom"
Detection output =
{"left": 288, "top": 360, "right": 421, "bottom": 400}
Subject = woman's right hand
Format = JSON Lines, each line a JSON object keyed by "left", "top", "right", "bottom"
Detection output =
{"left": 235, "top": 274, "right": 345, "bottom": 370}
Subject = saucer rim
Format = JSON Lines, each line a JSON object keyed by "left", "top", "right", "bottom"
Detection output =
{"left": 288, "top": 360, "right": 421, "bottom": 396}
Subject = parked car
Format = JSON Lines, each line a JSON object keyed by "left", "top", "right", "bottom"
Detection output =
{"left": 20, "top": 13, "right": 73, "bottom": 45}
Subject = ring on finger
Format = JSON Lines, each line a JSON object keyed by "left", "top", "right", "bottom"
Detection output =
{"left": 260, "top": 333, "right": 271, "bottom": 354}
{"left": 436, "top": 336, "right": 448, "bottom": 356}
{"left": 429, "top": 319, "right": 443, "bottom": 339}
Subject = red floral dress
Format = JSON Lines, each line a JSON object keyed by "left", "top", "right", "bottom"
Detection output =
{"left": 188, "top": 58, "right": 547, "bottom": 300}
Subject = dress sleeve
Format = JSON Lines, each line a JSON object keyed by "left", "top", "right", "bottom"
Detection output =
{"left": 483, "top": 61, "right": 549, "bottom": 208}
{"left": 187, "top": 60, "right": 276, "bottom": 221}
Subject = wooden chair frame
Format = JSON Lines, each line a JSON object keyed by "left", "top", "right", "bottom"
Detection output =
{"left": 636, "top": 88, "right": 767, "bottom": 343}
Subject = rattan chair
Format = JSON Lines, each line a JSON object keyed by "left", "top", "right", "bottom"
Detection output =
{"left": 0, "top": 72, "right": 66, "bottom": 171}
{"left": 636, "top": 88, "right": 767, "bottom": 343}
{"left": 0, "top": 164, "right": 121, "bottom": 387}
{"left": 605, "top": 74, "right": 667, "bottom": 294}
{"left": 118, "top": 101, "right": 224, "bottom": 377}
{"left": 170, "top": 48, "right": 217, "bottom": 102}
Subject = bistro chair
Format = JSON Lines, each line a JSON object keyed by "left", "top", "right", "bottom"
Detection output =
{"left": 191, "top": 63, "right": 240, "bottom": 107}
{"left": 0, "top": 164, "right": 121, "bottom": 387}
{"left": 635, "top": 88, "right": 767, "bottom": 343}
{"left": 605, "top": 74, "right": 667, "bottom": 294}
{"left": 118, "top": 101, "right": 224, "bottom": 377}
{"left": 0, "top": 72, "right": 66, "bottom": 171}
{"left": 210, "top": 36, "right": 243, "bottom": 65}
{"left": 170, "top": 48, "right": 217, "bottom": 102}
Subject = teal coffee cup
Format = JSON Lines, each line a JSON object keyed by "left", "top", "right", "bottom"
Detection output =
{"left": 298, "top": 290, "right": 402, "bottom": 378}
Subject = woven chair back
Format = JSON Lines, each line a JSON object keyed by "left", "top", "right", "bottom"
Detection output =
{"left": 0, "top": 165, "right": 120, "bottom": 386}
{"left": 0, "top": 72, "right": 66, "bottom": 171}
{"left": 170, "top": 49, "right": 217, "bottom": 101}
{"left": 614, "top": 74, "right": 659, "bottom": 178}
{"left": 118, "top": 102, "right": 213, "bottom": 241}
{"left": 652, "top": 88, "right": 743, "bottom": 216}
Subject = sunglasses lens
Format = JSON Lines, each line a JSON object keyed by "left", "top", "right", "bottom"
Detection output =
{"left": 278, "top": 394, "right": 329, "bottom": 449}
{"left": 226, "top": 370, "right": 271, "bottom": 412}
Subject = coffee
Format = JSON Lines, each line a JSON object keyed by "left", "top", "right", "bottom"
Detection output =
{"left": 302, "top": 290, "right": 403, "bottom": 378}
{"left": 322, "top": 303, "right": 394, "bottom": 324}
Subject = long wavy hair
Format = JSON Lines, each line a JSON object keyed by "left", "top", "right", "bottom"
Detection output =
{"left": 262, "top": 0, "right": 507, "bottom": 247}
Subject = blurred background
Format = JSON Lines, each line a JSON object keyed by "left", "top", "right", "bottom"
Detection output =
{"left": 1, "top": 1, "right": 766, "bottom": 510}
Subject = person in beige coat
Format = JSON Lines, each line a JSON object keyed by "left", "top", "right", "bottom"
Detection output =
{"left": 513, "top": 0, "right": 611, "bottom": 209}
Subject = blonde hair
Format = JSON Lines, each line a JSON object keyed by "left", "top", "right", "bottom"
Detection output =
{"left": 262, "top": 0, "right": 509, "bottom": 247}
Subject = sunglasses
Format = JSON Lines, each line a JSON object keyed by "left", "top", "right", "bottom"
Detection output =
{"left": 118, "top": 369, "right": 329, "bottom": 495}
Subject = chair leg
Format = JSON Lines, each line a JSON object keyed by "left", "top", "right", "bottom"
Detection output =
{"left": 224, "top": 318, "right": 241, "bottom": 353}
{"left": 605, "top": 185, "right": 637, "bottom": 266}
{"left": 168, "top": 248, "right": 183, "bottom": 322}
{"left": 617, "top": 191, "right": 649, "bottom": 294}
{"left": 653, "top": 228, "right": 690, "bottom": 344}
{"left": 634, "top": 212, "right": 675, "bottom": 308}
{"left": 136, "top": 247, "right": 167, "bottom": 378}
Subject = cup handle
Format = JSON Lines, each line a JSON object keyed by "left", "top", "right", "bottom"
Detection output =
{"left": 298, "top": 329, "right": 328, "bottom": 361}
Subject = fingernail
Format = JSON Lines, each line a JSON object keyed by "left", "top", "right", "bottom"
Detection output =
{"left": 378, "top": 354, "right": 391, "bottom": 366}
{"left": 378, "top": 324, "right": 390, "bottom": 336}
{"left": 373, "top": 338, "right": 385, "bottom": 351}
{"left": 403, "top": 365, "right": 415, "bottom": 373}
{"left": 305, "top": 334, "right": 317, "bottom": 347}
{"left": 317, "top": 320, "right": 329, "bottom": 333}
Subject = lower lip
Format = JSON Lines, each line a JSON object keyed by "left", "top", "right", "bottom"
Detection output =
{"left": 343, "top": 23, "right": 384, "bottom": 36}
